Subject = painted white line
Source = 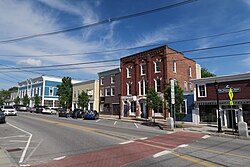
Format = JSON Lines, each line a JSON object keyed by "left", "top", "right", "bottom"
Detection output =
{"left": 9, "top": 140, "right": 28, "bottom": 143}
{"left": 20, "top": 164, "right": 30, "bottom": 167}
{"left": 134, "top": 123, "right": 139, "bottom": 128}
{"left": 53, "top": 156, "right": 66, "bottom": 161}
{"left": 153, "top": 150, "right": 172, "bottom": 158}
{"left": 139, "top": 137, "right": 148, "bottom": 140}
{"left": 0, "top": 135, "right": 28, "bottom": 139}
{"left": 114, "top": 121, "right": 117, "bottom": 126}
{"left": 167, "top": 132, "right": 174, "bottom": 134}
{"left": 25, "top": 139, "right": 43, "bottom": 162}
{"left": 202, "top": 135, "right": 211, "bottom": 139}
{"left": 7, "top": 123, "right": 33, "bottom": 163}
{"left": 177, "top": 144, "right": 189, "bottom": 148}
{"left": 119, "top": 141, "right": 134, "bottom": 145}
{"left": 96, "top": 119, "right": 101, "bottom": 122}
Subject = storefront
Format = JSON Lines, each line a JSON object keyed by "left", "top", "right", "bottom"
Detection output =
{"left": 192, "top": 72, "right": 250, "bottom": 128}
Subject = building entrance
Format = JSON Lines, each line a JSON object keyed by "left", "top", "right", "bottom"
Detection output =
{"left": 222, "top": 105, "right": 239, "bottom": 130}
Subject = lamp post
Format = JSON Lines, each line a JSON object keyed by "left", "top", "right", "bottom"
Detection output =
{"left": 118, "top": 94, "right": 121, "bottom": 119}
{"left": 214, "top": 81, "right": 223, "bottom": 133}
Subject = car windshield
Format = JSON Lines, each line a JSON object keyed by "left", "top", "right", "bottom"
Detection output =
{"left": 4, "top": 106, "right": 14, "bottom": 109}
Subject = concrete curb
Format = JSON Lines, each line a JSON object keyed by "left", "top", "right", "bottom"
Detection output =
{"left": 0, "top": 147, "right": 18, "bottom": 167}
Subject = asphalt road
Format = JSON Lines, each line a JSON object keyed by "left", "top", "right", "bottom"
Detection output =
{"left": 0, "top": 112, "right": 250, "bottom": 167}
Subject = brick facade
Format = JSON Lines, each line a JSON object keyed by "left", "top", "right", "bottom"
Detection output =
{"left": 120, "top": 45, "right": 197, "bottom": 119}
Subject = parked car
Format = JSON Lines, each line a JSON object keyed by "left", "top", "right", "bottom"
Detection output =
{"left": 83, "top": 110, "right": 99, "bottom": 120}
{"left": 49, "top": 108, "right": 58, "bottom": 115}
{"left": 0, "top": 109, "right": 6, "bottom": 123}
{"left": 13, "top": 105, "right": 27, "bottom": 112}
{"left": 28, "top": 107, "right": 37, "bottom": 113}
{"left": 72, "top": 108, "right": 85, "bottom": 118}
{"left": 58, "top": 108, "right": 71, "bottom": 117}
{"left": 35, "top": 106, "right": 47, "bottom": 113}
{"left": 1, "top": 105, "right": 17, "bottom": 116}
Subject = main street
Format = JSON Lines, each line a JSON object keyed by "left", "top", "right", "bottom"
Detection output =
{"left": 0, "top": 112, "right": 249, "bottom": 167}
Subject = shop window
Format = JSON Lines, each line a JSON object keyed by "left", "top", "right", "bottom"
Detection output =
{"left": 198, "top": 84, "right": 206, "bottom": 97}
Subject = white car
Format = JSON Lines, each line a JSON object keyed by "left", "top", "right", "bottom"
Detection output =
{"left": 41, "top": 107, "right": 57, "bottom": 115}
{"left": 1, "top": 105, "right": 17, "bottom": 116}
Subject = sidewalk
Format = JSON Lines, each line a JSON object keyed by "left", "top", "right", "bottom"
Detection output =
{"left": 99, "top": 114, "right": 250, "bottom": 140}
{"left": 0, "top": 147, "right": 17, "bottom": 167}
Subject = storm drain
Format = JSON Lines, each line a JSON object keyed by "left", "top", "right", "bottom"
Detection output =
{"left": 6, "top": 148, "right": 22, "bottom": 152}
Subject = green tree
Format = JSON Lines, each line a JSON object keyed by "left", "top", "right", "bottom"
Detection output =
{"left": 146, "top": 87, "right": 163, "bottom": 122}
{"left": 164, "top": 81, "right": 184, "bottom": 113}
{"left": 14, "top": 96, "right": 20, "bottom": 105}
{"left": 8, "top": 87, "right": 18, "bottom": 92}
{"left": 23, "top": 94, "right": 30, "bottom": 106}
{"left": 201, "top": 68, "right": 216, "bottom": 78}
{"left": 0, "top": 96, "right": 4, "bottom": 105}
{"left": 56, "top": 77, "right": 73, "bottom": 109}
{"left": 34, "top": 94, "right": 41, "bottom": 106}
{"left": 78, "top": 91, "right": 89, "bottom": 110}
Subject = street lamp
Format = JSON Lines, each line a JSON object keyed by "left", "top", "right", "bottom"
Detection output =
{"left": 214, "top": 81, "right": 223, "bottom": 133}
{"left": 118, "top": 94, "right": 121, "bottom": 119}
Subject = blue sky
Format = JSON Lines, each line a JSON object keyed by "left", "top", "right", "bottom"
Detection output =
{"left": 0, "top": 0, "right": 250, "bottom": 89}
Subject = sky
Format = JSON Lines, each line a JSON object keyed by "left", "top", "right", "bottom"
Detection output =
{"left": 0, "top": 0, "right": 250, "bottom": 89}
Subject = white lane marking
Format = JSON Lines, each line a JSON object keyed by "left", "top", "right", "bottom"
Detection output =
{"left": 119, "top": 141, "right": 134, "bottom": 145}
{"left": 53, "top": 156, "right": 66, "bottom": 161}
{"left": 9, "top": 140, "right": 28, "bottom": 143}
{"left": 139, "top": 137, "right": 148, "bottom": 140}
{"left": 202, "top": 135, "right": 211, "bottom": 139}
{"left": 96, "top": 119, "right": 101, "bottom": 122}
{"left": 20, "top": 164, "right": 30, "bottom": 167}
{"left": 167, "top": 132, "right": 174, "bottom": 134}
{"left": 114, "top": 121, "right": 117, "bottom": 125}
{"left": 178, "top": 144, "right": 189, "bottom": 148}
{"left": 25, "top": 139, "right": 43, "bottom": 162}
{"left": 7, "top": 123, "right": 33, "bottom": 163}
{"left": 0, "top": 135, "right": 28, "bottom": 139}
{"left": 134, "top": 123, "right": 139, "bottom": 128}
{"left": 153, "top": 150, "right": 172, "bottom": 158}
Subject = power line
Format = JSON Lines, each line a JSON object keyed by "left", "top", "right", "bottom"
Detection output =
{"left": 1, "top": 40, "right": 250, "bottom": 71}
{"left": 1, "top": 52, "right": 250, "bottom": 73}
{"left": 1, "top": 27, "right": 250, "bottom": 58}
{"left": 0, "top": 0, "right": 197, "bottom": 44}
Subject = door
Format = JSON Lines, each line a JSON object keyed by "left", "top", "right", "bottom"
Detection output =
{"left": 124, "top": 104, "right": 128, "bottom": 117}
{"left": 227, "top": 110, "right": 237, "bottom": 129}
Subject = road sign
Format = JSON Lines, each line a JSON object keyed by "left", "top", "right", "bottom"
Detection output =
{"left": 230, "top": 100, "right": 234, "bottom": 106}
{"left": 170, "top": 80, "right": 175, "bottom": 104}
{"left": 228, "top": 88, "right": 234, "bottom": 101}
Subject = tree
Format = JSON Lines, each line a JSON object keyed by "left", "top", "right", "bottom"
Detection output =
{"left": 201, "top": 68, "right": 216, "bottom": 78}
{"left": 146, "top": 87, "right": 163, "bottom": 122}
{"left": 34, "top": 94, "right": 41, "bottom": 106}
{"left": 164, "top": 81, "right": 184, "bottom": 113}
{"left": 56, "top": 77, "right": 73, "bottom": 109}
{"left": 0, "top": 96, "right": 4, "bottom": 105}
{"left": 14, "top": 96, "right": 20, "bottom": 105}
{"left": 78, "top": 91, "right": 89, "bottom": 110}
{"left": 23, "top": 94, "right": 30, "bottom": 106}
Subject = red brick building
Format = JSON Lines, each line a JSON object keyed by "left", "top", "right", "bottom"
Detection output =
{"left": 120, "top": 45, "right": 198, "bottom": 119}
{"left": 192, "top": 73, "right": 250, "bottom": 128}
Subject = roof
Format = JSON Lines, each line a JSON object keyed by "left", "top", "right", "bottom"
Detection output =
{"left": 191, "top": 72, "right": 250, "bottom": 84}
{"left": 98, "top": 68, "right": 120, "bottom": 77}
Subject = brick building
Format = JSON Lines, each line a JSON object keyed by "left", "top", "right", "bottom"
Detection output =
{"left": 120, "top": 45, "right": 199, "bottom": 119}
{"left": 192, "top": 72, "right": 250, "bottom": 128}
{"left": 98, "top": 68, "right": 121, "bottom": 115}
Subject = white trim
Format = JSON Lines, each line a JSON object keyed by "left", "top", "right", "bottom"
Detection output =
{"left": 111, "top": 75, "right": 115, "bottom": 84}
{"left": 140, "top": 63, "right": 146, "bottom": 76}
{"left": 189, "top": 66, "right": 192, "bottom": 77}
{"left": 100, "top": 77, "right": 104, "bottom": 85}
{"left": 111, "top": 87, "right": 115, "bottom": 96}
{"left": 126, "top": 83, "right": 131, "bottom": 95}
{"left": 126, "top": 67, "right": 132, "bottom": 78}
{"left": 42, "top": 79, "right": 45, "bottom": 105}
{"left": 173, "top": 61, "right": 177, "bottom": 73}
{"left": 154, "top": 60, "right": 161, "bottom": 73}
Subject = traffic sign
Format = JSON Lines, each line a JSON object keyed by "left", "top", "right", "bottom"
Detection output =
{"left": 228, "top": 88, "right": 234, "bottom": 101}
{"left": 230, "top": 100, "right": 234, "bottom": 106}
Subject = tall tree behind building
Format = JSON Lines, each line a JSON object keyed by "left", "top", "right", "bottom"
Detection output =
{"left": 201, "top": 68, "right": 216, "bottom": 78}
{"left": 56, "top": 77, "right": 73, "bottom": 109}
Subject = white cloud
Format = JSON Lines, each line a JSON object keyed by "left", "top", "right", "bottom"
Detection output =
{"left": 17, "top": 58, "right": 42, "bottom": 66}
{"left": 243, "top": 0, "right": 250, "bottom": 6}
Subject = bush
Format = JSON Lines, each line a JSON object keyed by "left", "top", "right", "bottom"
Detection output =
{"left": 175, "top": 123, "right": 183, "bottom": 128}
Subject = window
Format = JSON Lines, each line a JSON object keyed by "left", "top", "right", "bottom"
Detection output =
{"left": 100, "top": 77, "right": 104, "bottom": 85}
{"left": 173, "top": 61, "right": 176, "bottom": 73}
{"left": 49, "top": 87, "right": 53, "bottom": 96}
{"left": 105, "top": 88, "right": 111, "bottom": 96}
{"left": 111, "top": 87, "right": 115, "bottom": 96}
{"left": 127, "top": 83, "right": 132, "bottom": 95}
{"left": 189, "top": 82, "right": 193, "bottom": 91}
{"left": 189, "top": 66, "right": 192, "bottom": 77}
{"left": 184, "top": 81, "right": 188, "bottom": 92}
{"left": 111, "top": 75, "right": 115, "bottom": 84}
{"left": 181, "top": 99, "right": 188, "bottom": 114}
{"left": 139, "top": 80, "right": 146, "bottom": 95}
{"left": 155, "top": 61, "right": 161, "bottom": 73}
{"left": 198, "top": 84, "right": 206, "bottom": 97}
{"left": 74, "top": 90, "right": 76, "bottom": 98}
{"left": 100, "top": 89, "right": 104, "bottom": 97}
{"left": 39, "top": 87, "right": 42, "bottom": 96}
{"left": 127, "top": 67, "right": 132, "bottom": 78}
{"left": 155, "top": 79, "right": 161, "bottom": 92}
{"left": 141, "top": 63, "right": 146, "bottom": 75}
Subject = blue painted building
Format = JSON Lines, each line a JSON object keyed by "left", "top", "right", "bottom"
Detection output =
{"left": 18, "top": 76, "right": 81, "bottom": 107}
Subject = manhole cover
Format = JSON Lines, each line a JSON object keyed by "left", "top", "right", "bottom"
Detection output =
{"left": 7, "top": 148, "right": 22, "bottom": 152}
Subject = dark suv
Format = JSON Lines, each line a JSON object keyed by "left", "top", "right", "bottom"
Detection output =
{"left": 0, "top": 109, "right": 6, "bottom": 123}
{"left": 58, "top": 108, "right": 71, "bottom": 118}
{"left": 72, "top": 108, "right": 85, "bottom": 119}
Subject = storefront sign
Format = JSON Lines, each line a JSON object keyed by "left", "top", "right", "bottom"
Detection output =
{"left": 218, "top": 87, "right": 240, "bottom": 94}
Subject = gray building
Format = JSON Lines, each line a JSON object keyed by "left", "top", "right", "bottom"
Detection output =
{"left": 98, "top": 68, "right": 121, "bottom": 115}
